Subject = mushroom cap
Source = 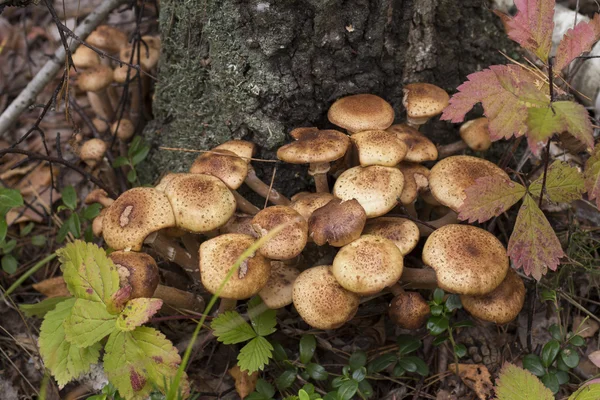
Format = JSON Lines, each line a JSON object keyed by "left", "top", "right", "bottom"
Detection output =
{"left": 72, "top": 46, "right": 100, "bottom": 69}
{"left": 214, "top": 140, "right": 256, "bottom": 163}
{"left": 111, "top": 119, "right": 135, "bottom": 141}
{"left": 154, "top": 173, "right": 184, "bottom": 192}
{"left": 333, "top": 165, "right": 404, "bottom": 218}
{"left": 389, "top": 291, "right": 430, "bottom": 330}
{"left": 309, "top": 198, "right": 366, "bottom": 247}
{"left": 290, "top": 192, "right": 335, "bottom": 221}
{"left": 103, "top": 187, "right": 176, "bottom": 251}
{"left": 428, "top": 155, "right": 509, "bottom": 212}
{"left": 460, "top": 118, "right": 492, "bottom": 152}
{"left": 387, "top": 125, "right": 438, "bottom": 162}
{"left": 251, "top": 206, "right": 308, "bottom": 260}
{"left": 84, "top": 188, "right": 113, "bottom": 207}
{"left": 397, "top": 162, "right": 430, "bottom": 204}
{"left": 199, "top": 233, "right": 271, "bottom": 300}
{"left": 109, "top": 251, "right": 159, "bottom": 299}
{"left": 120, "top": 46, "right": 160, "bottom": 71}
{"left": 87, "top": 25, "right": 128, "bottom": 53}
{"left": 113, "top": 65, "right": 137, "bottom": 84}
{"left": 332, "top": 235, "right": 404, "bottom": 295}
{"left": 163, "top": 173, "right": 236, "bottom": 233}
{"left": 277, "top": 130, "right": 350, "bottom": 164}
{"left": 328, "top": 94, "right": 395, "bottom": 133}
{"left": 92, "top": 118, "right": 109, "bottom": 132}
{"left": 292, "top": 265, "right": 360, "bottom": 329}
{"left": 76, "top": 65, "right": 114, "bottom": 92}
{"left": 80, "top": 138, "right": 107, "bottom": 167}
{"left": 422, "top": 224, "right": 509, "bottom": 295}
{"left": 220, "top": 213, "right": 258, "bottom": 237}
{"left": 290, "top": 127, "right": 319, "bottom": 140}
{"left": 92, "top": 208, "right": 106, "bottom": 237}
{"left": 259, "top": 261, "right": 300, "bottom": 309}
{"left": 189, "top": 149, "right": 248, "bottom": 190}
{"left": 363, "top": 217, "right": 420, "bottom": 255}
{"left": 402, "top": 83, "right": 449, "bottom": 124}
{"left": 460, "top": 267, "right": 525, "bottom": 324}
{"left": 141, "top": 35, "right": 161, "bottom": 50}
{"left": 351, "top": 130, "right": 408, "bottom": 167}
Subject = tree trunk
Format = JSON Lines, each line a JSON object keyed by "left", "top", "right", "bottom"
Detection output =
{"left": 142, "top": 0, "right": 513, "bottom": 195}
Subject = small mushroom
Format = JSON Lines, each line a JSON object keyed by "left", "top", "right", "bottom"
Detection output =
{"left": 309, "top": 198, "right": 366, "bottom": 247}
{"left": 388, "top": 288, "right": 430, "bottom": 330}
{"left": 111, "top": 119, "right": 135, "bottom": 142}
{"left": 109, "top": 250, "right": 159, "bottom": 299}
{"left": 289, "top": 192, "right": 335, "bottom": 221}
{"left": 386, "top": 124, "right": 438, "bottom": 162}
{"left": 76, "top": 65, "right": 115, "bottom": 120}
{"left": 72, "top": 46, "right": 100, "bottom": 69}
{"left": 84, "top": 188, "right": 114, "bottom": 208}
{"left": 80, "top": 138, "right": 107, "bottom": 168}
{"left": 351, "top": 130, "right": 408, "bottom": 167}
{"left": 87, "top": 25, "right": 128, "bottom": 57}
{"left": 328, "top": 94, "right": 395, "bottom": 133}
{"left": 251, "top": 206, "right": 308, "bottom": 260}
{"left": 402, "top": 83, "right": 449, "bottom": 128}
{"left": 258, "top": 261, "right": 300, "bottom": 309}
{"left": 438, "top": 118, "right": 492, "bottom": 158}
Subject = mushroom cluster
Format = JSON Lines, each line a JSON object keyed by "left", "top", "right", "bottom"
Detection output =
{"left": 93, "top": 86, "right": 525, "bottom": 331}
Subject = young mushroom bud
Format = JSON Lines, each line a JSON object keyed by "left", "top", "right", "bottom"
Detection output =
{"left": 438, "top": 118, "right": 492, "bottom": 158}
{"left": 111, "top": 119, "right": 136, "bottom": 142}
{"left": 388, "top": 289, "right": 430, "bottom": 330}
{"left": 402, "top": 83, "right": 449, "bottom": 129}
{"left": 87, "top": 25, "right": 128, "bottom": 58}
{"left": 80, "top": 138, "right": 107, "bottom": 168}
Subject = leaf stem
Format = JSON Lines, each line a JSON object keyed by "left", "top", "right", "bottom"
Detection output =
{"left": 3, "top": 253, "right": 57, "bottom": 297}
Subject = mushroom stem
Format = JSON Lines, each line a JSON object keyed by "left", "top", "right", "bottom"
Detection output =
{"left": 87, "top": 89, "right": 114, "bottom": 121}
{"left": 218, "top": 298, "right": 238, "bottom": 314}
{"left": 388, "top": 283, "right": 405, "bottom": 296}
{"left": 418, "top": 210, "right": 458, "bottom": 237}
{"left": 144, "top": 232, "right": 199, "bottom": 281}
{"left": 399, "top": 267, "right": 438, "bottom": 289}
{"left": 244, "top": 165, "right": 290, "bottom": 205}
{"left": 153, "top": 284, "right": 205, "bottom": 312}
{"left": 403, "top": 202, "right": 418, "bottom": 219}
{"left": 437, "top": 141, "right": 468, "bottom": 159}
{"left": 180, "top": 233, "right": 201, "bottom": 266}
{"left": 231, "top": 190, "right": 260, "bottom": 215}
{"left": 309, "top": 162, "right": 331, "bottom": 193}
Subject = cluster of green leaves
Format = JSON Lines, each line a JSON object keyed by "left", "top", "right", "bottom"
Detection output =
{"left": 426, "top": 288, "right": 473, "bottom": 358}
{"left": 87, "top": 383, "right": 198, "bottom": 400}
{"left": 57, "top": 185, "right": 101, "bottom": 243}
{"left": 38, "top": 241, "right": 188, "bottom": 400}
{"left": 211, "top": 296, "right": 277, "bottom": 373}
{"left": 112, "top": 136, "right": 151, "bottom": 185}
{"left": 367, "top": 335, "right": 428, "bottom": 378}
{"left": 249, "top": 381, "right": 323, "bottom": 400}
{"left": 0, "top": 188, "right": 25, "bottom": 273}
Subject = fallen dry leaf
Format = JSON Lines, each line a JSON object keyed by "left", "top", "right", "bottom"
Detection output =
{"left": 228, "top": 365, "right": 258, "bottom": 399}
{"left": 32, "top": 276, "right": 69, "bottom": 298}
{"left": 573, "top": 315, "right": 600, "bottom": 339}
{"left": 589, "top": 350, "right": 600, "bottom": 369}
{"left": 449, "top": 363, "right": 493, "bottom": 400}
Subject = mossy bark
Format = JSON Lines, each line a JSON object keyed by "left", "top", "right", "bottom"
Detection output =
{"left": 142, "top": 0, "right": 513, "bottom": 194}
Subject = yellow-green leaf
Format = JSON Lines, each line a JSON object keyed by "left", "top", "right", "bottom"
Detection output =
{"left": 212, "top": 311, "right": 257, "bottom": 345}
{"left": 116, "top": 298, "right": 163, "bottom": 332}
{"left": 569, "top": 383, "right": 600, "bottom": 400}
{"left": 64, "top": 299, "right": 118, "bottom": 347}
{"left": 529, "top": 161, "right": 585, "bottom": 203}
{"left": 584, "top": 146, "right": 600, "bottom": 209}
{"left": 458, "top": 176, "right": 526, "bottom": 223}
{"left": 237, "top": 336, "right": 273, "bottom": 373}
{"left": 495, "top": 363, "right": 553, "bottom": 400}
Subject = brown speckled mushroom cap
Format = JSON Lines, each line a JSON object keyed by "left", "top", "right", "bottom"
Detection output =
{"left": 290, "top": 192, "right": 335, "bottom": 221}
{"left": 220, "top": 213, "right": 258, "bottom": 237}
{"left": 141, "top": 35, "right": 161, "bottom": 50}
{"left": 397, "top": 162, "right": 430, "bottom": 204}
{"left": 332, "top": 235, "right": 404, "bottom": 296}
{"left": 120, "top": 46, "right": 160, "bottom": 71}
{"left": 277, "top": 130, "right": 350, "bottom": 164}
{"left": 402, "top": 83, "right": 450, "bottom": 125}
{"left": 103, "top": 187, "right": 176, "bottom": 251}
{"left": 72, "top": 46, "right": 100, "bottom": 69}
{"left": 111, "top": 119, "right": 135, "bottom": 142}
{"left": 290, "top": 127, "right": 319, "bottom": 140}
{"left": 333, "top": 166, "right": 404, "bottom": 218}
{"left": 214, "top": 140, "right": 256, "bottom": 163}
{"left": 292, "top": 265, "right": 360, "bottom": 329}
{"left": 351, "top": 130, "right": 408, "bottom": 167}
{"left": 76, "top": 65, "right": 114, "bottom": 92}
{"left": 328, "top": 94, "right": 395, "bottom": 133}
{"left": 460, "top": 267, "right": 525, "bottom": 324}
{"left": 422, "top": 224, "right": 509, "bottom": 295}
{"left": 259, "top": 261, "right": 300, "bottom": 309}
{"left": 363, "top": 217, "right": 420, "bottom": 256}
{"left": 113, "top": 65, "right": 134, "bottom": 84}
{"left": 163, "top": 173, "right": 236, "bottom": 233}
{"left": 154, "top": 173, "right": 184, "bottom": 192}
{"left": 199, "top": 233, "right": 271, "bottom": 300}
{"left": 428, "top": 155, "right": 509, "bottom": 212}
{"left": 387, "top": 125, "right": 438, "bottom": 162}
{"left": 87, "top": 25, "right": 128, "bottom": 54}
{"left": 189, "top": 149, "right": 249, "bottom": 190}
{"left": 309, "top": 198, "right": 366, "bottom": 247}
{"left": 389, "top": 291, "right": 430, "bottom": 330}
{"left": 251, "top": 206, "right": 308, "bottom": 260}
{"left": 109, "top": 251, "right": 159, "bottom": 299}
{"left": 80, "top": 138, "right": 107, "bottom": 168}
{"left": 460, "top": 118, "right": 492, "bottom": 152}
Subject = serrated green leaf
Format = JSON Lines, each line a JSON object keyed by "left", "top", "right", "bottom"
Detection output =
{"left": 495, "top": 363, "right": 553, "bottom": 400}
{"left": 64, "top": 299, "right": 118, "bottom": 347}
{"left": 19, "top": 296, "right": 70, "bottom": 318}
{"left": 507, "top": 194, "right": 564, "bottom": 280}
{"left": 237, "top": 336, "right": 273, "bottom": 373}
{"left": 584, "top": 146, "right": 600, "bottom": 209}
{"left": 116, "top": 298, "right": 163, "bottom": 332}
{"left": 211, "top": 311, "right": 256, "bottom": 344}
{"left": 58, "top": 241, "right": 120, "bottom": 306}
{"left": 62, "top": 185, "right": 77, "bottom": 210}
{"left": 104, "top": 327, "right": 187, "bottom": 400}
{"left": 0, "top": 188, "right": 24, "bottom": 210}
{"left": 299, "top": 334, "right": 316, "bottom": 364}
{"left": 458, "top": 175, "right": 526, "bottom": 223}
{"left": 529, "top": 161, "right": 585, "bottom": 203}
{"left": 247, "top": 296, "right": 277, "bottom": 337}
{"left": 569, "top": 383, "right": 600, "bottom": 400}
{"left": 39, "top": 298, "right": 101, "bottom": 388}
{"left": 2, "top": 254, "right": 17, "bottom": 274}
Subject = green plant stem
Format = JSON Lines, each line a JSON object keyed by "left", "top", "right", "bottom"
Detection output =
{"left": 3, "top": 253, "right": 57, "bottom": 297}
{"left": 446, "top": 327, "right": 460, "bottom": 375}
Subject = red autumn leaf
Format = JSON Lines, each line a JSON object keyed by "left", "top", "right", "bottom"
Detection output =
{"left": 494, "top": 0, "right": 555, "bottom": 62}
{"left": 458, "top": 176, "right": 526, "bottom": 223}
{"left": 555, "top": 14, "right": 600, "bottom": 71}
{"left": 584, "top": 146, "right": 600, "bottom": 209}
{"left": 507, "top": 194, "right": 564, "bottom": 280}
{"left": 441, "top": 64, "right": 549, "bottom": 141}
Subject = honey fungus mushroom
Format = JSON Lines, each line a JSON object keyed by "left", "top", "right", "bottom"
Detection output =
{"left": 388, "top": 289, "right": 430, "bottom": 330}
{"left": 402, "top": 83, "right": 450, "bottom": 128}
{"left": 251, "top": 206, "right": 308, "bottom": 260}
{"left": 109, "top": 251, "right": 159, "bottom": 299}
{"left": 259, "top": 261, "right": 300, "bottom": 309}
{"left": 327, "top": 94, "right": 395, "bottom": 133}
{"left": 350, "top": 130, "right": 408, "bottom": 167}
{"left": 309, "top": 198, "right": 366, "bottom": 247}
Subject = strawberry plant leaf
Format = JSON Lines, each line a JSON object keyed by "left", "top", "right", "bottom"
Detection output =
{"left": 247, "top": 296, "right": 277, "bottom": 337}
{"left": 19, "top": 296, "right": 70, "bottom": 318}
{"left": 458, "top": 176, "right": 526, "bottom": 223}
{"left": 584, "top": 146, "right": 600, "bottom": 209}
{"left": 494, "top": 0, "right": 555, "bottom": 62}
{"left": 440, "top": 65, "right": 549, "bottom": 141}
{"left": 211, "top": 311, "right": 257, "bottom": 344}
{"left": 39, "top": 298, "right": 101, "bottom": 388}
{"left": 507, "top": 194, "right": 564, "bottom": 280}
{"left": 64, "top": 299, "right": 118, "bottom": 347}
{"left": 553, "top": 102, "right": 595, "bottom": 153}
{"left": 529, "top": 161, "right": 585, "bottom": 203}
{"left": 237, "top": 336, "right": 274, "bottom": 373}
{"left": 568, "top": 383, "right": 600, "bottom": 400}
{"left": 104, "top": 326, "right": 188, "bottom": 400}
{"left": 495, "top": 363, "right": 554, "bottom": 400}
{"left": 555, "top": 14, "right": 600, "bottom": 71}
{"left": 116, "top": 298, "right": 163, "bottom": 332}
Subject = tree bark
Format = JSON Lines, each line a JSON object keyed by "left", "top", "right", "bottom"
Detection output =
{"left": 142, "top": 0, "right": 513, "bottom": 194}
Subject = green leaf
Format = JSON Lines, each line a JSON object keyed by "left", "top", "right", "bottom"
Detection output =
{"left": 458, "top": 176, "right": 526, "bottom": 223}
{"left": 348, "top": 351, "right": 367, "bottom": 370}
{"left": 271, "top": 340, "right": 288, "bottom": 361}
{"left": 127, "top": 169, "right": 137, "bottom": 183}
{"left": 64, "top": 299, "right": 118, "bottom": 347}
{"left": 433, "top": 288, "right": 444, "bottom": 304}
{"left": 299, "top": 334, "right": 317, "bottom": 364}
{"left": 275, "top": 370, "right": 296, "bottom": 390}
{"left": 430, "top": 304, "right": 443, "bottom": 316}
{"left": 336, "top": 380, "right": 358, "bottom": 400}
{"left": 495, "top": 363, "right": 553, "bottom": 400}
{"left": 529, "top": 161, "right": 585, "bottom": 203}
{"left": 541, "top": 340, "right": 560, "bottom": 367}
{"left": 454, "top": 344, "right": 467, "bottom": 358}
{"left": 19, "top": 296, "right": 70, "bottom": 318}
{"left": 0, "top": 218, "right": 6, "bottom": 244}
{"left": 556, "top": 370, "right": 569, "bottom": 385}
{"left": 112, "top": 156, "right": 130, "bottom": 168}
{"left": 445, "top": 294, "right": 462, "bottom": 311}
{"left": 507, "top": 194, "right": 565, "bottom": 280}
{"left": 58, "top": 241, "right": 120, "bottom": 306}
{"left": 104, "top": 327, "right": 187, "bottom": 400}
{"left": 407, "top": 356, "right": 429, "bottom": 376}
{"left": 0, "top": 188, "right": 24, "bottom": 210}
{"left": 256, "top": 378, "right": 276, "bottom": 398}
{"left": 31, "top": 234, "right": 47, "bottom": 247}
{"left": 560, "top": 347, "right": 580, "bottom": 369}
{"left": 116, "top": 298, "right": 163, "bottom": 331}
{"left": 306, "top": 363, "right": 328, "bottom": 380}
{"left": 56, "top": 221, "right": 70, "bottom": 243}
{"left": 432, "top": 335, "right": 448, "bottom": 346}
{"left": 351, "top": 367, "right": 366, "bottom": 382}
{"left": 568, "top": 383, "right": 600, "bottom": 400}
{"left": 0, "top": 238, "right": 16, "bottom": 253}
{"left": 584, "top": 146, "right": 600, "bottom": 210}
{"left": 20, "top": 222, "right": 34, "bottom": 236}
{"left": 427, "top": 315, "right": 449, "bottom": 336}
{"left": 526, "top": 106, "right": 563, "bottom": 151}
{"left": 128, "top": 137, "right": 143, "bottom": 158}
{"left": 131, "top": 143, "right": 150, "bottom": 166}
{"left": 39, "top": 298, "right": 101, "bottom": 388}
{"left": 247, "top": 296, "right": 277, "bottom": 337}
{"left": 368, "top": 354, "right": 397, "bottom": 373}
{"left": 552, "top": 102, "right": 594, "bottom": 154}
{"left": 541, "top": 290, "right": 558, "bottom": 303}
{"left": 67, "top": 213, "right": 81, "bottom": 238}
{"left": 396, "top": 335, "right": 421, "bottom": 355}
{"left": 358, "top": 379, "right": 373, "bottom": 398}
{"left": 523, "top": 354, "right": 546, "bottom": 377}
{"left": 211, "top": 311, "right": 257, "bottom": 344}
{"left": 396, "top": 358, "right": 417, "bottom": 373}
{"left": 570, "top": 335, "right": 585, "bottom": 347}
{"left": 392, "top": 364, "right": 406, "bottom": 377}
{"left": 62, "top": 185, "right": 77, "bottom": 210}
{"left": 237, "top": 336, "right": 273, "bottom": 373}
{"left": 453, "top": 320, "right": 475, "bottom": 329}
{"left": 83, "top": 203, "right": 102, "bottom": 220}
{"left": 541, "top": 372, "right": 559, "bottom": 393}
{"left": 2, "top": 254, "right": 17, "bottom": 274}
